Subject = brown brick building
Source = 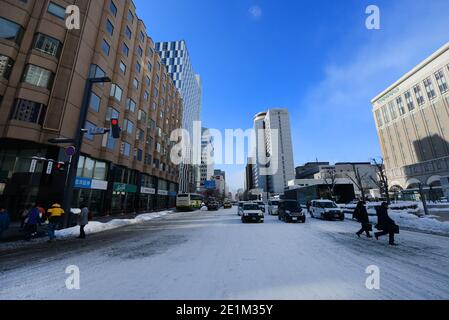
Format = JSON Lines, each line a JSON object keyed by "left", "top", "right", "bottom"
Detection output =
{"left": 0, "top": 0, "right": 183, "bottom": 218}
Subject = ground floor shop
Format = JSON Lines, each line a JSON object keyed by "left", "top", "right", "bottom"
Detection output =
{"left": 0, "top": 139, "right": 178, "bottom": 221}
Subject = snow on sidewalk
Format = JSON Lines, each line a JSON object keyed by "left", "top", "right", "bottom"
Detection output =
{"left": 56, "top": 211, "right": 173, "bottom": 238}
{"left": 381, "top": 210, "right": 449, "bottom": 235}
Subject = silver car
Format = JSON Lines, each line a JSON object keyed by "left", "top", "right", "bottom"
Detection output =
{"left": 268, "top": 200, "right": 280, "bottom": 215}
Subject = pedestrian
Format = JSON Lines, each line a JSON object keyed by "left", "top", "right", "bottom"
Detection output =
{"left": 77, "top": 203, "right": 89, "bottom": 239}
{"left": 355, "top": 201, "right": 372, "bottom": 238}
{"left": 374, "top": 202, "right": 399, "bottom": 246}
{"left": 20, "top": 205, "right": 31, "bottom": 229}
{"left": 47, "top": 203, "right": 64, "bottom": 242}
{"left": 24, "top": 204, "right": 40, "bottom": 241}
{"left": 306, "top": 201, "right": 311, "bottom": 213}
{"left": 0, "top": 206, "right": 10, "bottom": 241}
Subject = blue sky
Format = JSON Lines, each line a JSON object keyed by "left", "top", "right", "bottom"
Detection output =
{"left": 134, "top": 0, "right": 449, "bottom": 192}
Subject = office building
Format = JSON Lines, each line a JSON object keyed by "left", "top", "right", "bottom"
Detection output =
{"left": 0, "top": 0, "right": 182, "bottom": 219}
{"left": 200, "top": 127, "right": 214, "bottom": 187}
{"left": 371, "top": 42, "right": 449, "bottom": 197}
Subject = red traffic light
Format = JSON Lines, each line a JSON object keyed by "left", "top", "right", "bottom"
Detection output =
{"left": 111, "top": 118, "right": 121, "bottom": 139}
{"left": 111, "top": 119, "right": 119, "bottom": 126}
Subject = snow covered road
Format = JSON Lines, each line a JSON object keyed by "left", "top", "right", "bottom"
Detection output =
{"left": 1, "top": 207, "right": 449, "bottom": 300}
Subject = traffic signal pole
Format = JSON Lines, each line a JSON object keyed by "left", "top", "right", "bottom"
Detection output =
{"left": 62, "top": 77, "right": 111, "bottom": 228}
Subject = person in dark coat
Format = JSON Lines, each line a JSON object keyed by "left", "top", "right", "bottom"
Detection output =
{"left": 374, "top": 202, "right": 399, "bottom": 246}
{"left": 77, "top": 204, "right": 89, "bottom": 239}
{"left": 0, "top": 206, "right": 10, "bottom": 240}
{"left": 355, "top": 201, "right": 372, "bottom": 238}
{"left": 24, "top": 204, "right": 41, "bottom": 241}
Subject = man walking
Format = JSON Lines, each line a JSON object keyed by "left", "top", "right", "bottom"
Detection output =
{"left": 47, "top": 203, "right": 64, "bottom": 242}
{"left": 24, "top": 204, "right": 40, "bottom": 241}
{"left": 77, "top": 203, "right": 89, "bottom": 239}
{"left": 374, "top": 202, "right": 399, "bottom": 246}
{"left": 355, "top": 200, "right": 372, "bottom": 238}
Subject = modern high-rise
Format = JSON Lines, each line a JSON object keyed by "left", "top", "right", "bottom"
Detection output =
{"left": 251, "top": 109, "right": 295, "bottom": 194}
{"left": 155, "top": 40, "right": 202, "bottom": 193}
{"left": 0, "top": 0, "right": 182, "bottom": 220}
{"left": 371, "top": 42, "right": 449, "bottom": 197}
{"left": 200, "top": 127, "right": 214, "bottom": 187}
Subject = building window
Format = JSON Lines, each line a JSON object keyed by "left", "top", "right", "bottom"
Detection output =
{"left": 396, "top": 96, "right": 405, "bottom": 116}
{"left": 89, "top": 64, "right": 106, "bottom": 79}
{"left": 33, "top": 33, "right": 62, "bottom": 57}
{"left": 126, "top": 98, "right": 136, "bottom": 112}
{"left": 435, "top": 69, "right": 448, "bottom": 94}
{"left": 135, "top": 149, "right": 143, "bottom": 162}
{"left": 143, "top": 91, "right": 149, "bottom": 101}
{"left": 47, "top": 2, "right": 66, "bottom": 20}
{"left": 388, "top": 101, "right": 397, "bottom": 120}
{"left": 147, "top": 62, "right": 152, "bottom": 72}
{"left": 133, "top": 78, "right": 139, "bottom": 89}
{"left": 404, "top": 90, "right": 415, "bottom": 111}
{"left": 122, "top": 43, "right": 129, "bottom": 57}
{"left": 22, "top": 64, "right": 54, "bottom": 89}
{"left": 138, "top": 109, "right": 147, "bottom": 122}
{"left": 123, "top": 119, "right": 134, "bottom": 134}
{"left": 125, "top": 26, "right": 132, "bottom": 40}
{"left": 0, "top": 17, "right": 24, "bottom": 45}
{"left": 135, "top": 61, "right": 141, "bottom": 73}
{"left": 136, "top": 129, "right": 144, "bottom": 141}
{"left": 101, "top": 39, "right": 110, "bottom": 56}
{"left": 119, "top": 61, "right": 126, "bottom": 74}
{"left": 11, "top": 99, "right": 46, "bottom": 125}
{"left": 137, "top": 46, "right": 143, "bottom": 57}
{"left": 110, "top": 83, "right": 123, "bottom": 102}
{"left": 120, "top": 142, "right": 131, "bottom": 157}
{"left": 0, "top": 55, "right": 14, "bottom": 80}
{"left": 145, "top": 76, "right": 151, "bottom": 86}
{"left": 381, "top": 105, "right": 390, "bottom": 124}
{"left": 413, "top": 84, "right": 425, "bottom": 105}
{"left": 106, "top": 106, "right": 119, "bottom": 121}
{"left": 110, "top": 0, "right": 117, "bottom": 16}
{"left": 89, "top": 92, "right": 101, "bottom": 112}
{"left": 423, "top": 78, "right": 436, "bottom": 100}
{"left": 106, "top": 19, "right": 114, "bottom": 36}
{"left": 139, "top": 31, "right": 145, "bottom": 42}
{"left": 128, "top": 10, "right": 134, "bottom": 23}
{"left": 144, "top": 154, "right": 152, "bottom": 165}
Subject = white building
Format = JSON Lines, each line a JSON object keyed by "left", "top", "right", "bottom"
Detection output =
{"left": 251, "top": 109, "right": 295, "bottom": 194}
{"left": 156, "top": 40, "right": 202, "bottom": 192}
{"left": 200, "top": 127, "right": 214, "bottom": 187}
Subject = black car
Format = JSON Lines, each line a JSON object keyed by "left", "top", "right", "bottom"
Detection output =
{"left": 278, "top": 200, "right": 306, "bottom": 223}
{"left": 207, "top": 201, "right": 219, "bottom": 211}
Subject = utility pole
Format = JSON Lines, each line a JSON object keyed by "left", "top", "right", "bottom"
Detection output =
{"left": 61, "top": 76, "right": 111, "bottom": 227}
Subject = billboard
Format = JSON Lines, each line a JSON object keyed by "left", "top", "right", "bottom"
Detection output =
{"left": 204, "top": 180, "right": 216, "bottom": 190}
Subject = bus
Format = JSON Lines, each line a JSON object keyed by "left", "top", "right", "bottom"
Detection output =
{"left": 176, "top": 193, "right": 204, "bottom": 211}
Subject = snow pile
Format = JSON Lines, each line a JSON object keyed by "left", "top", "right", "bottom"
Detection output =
{"left": 385, "top": 210, "right": 449, "bottom": 235}
{"left": 56, "top": 211, "right": 172, "bottom": 238}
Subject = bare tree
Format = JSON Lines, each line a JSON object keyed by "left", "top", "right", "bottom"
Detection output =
{"left": 370, "top": 158, "right": 390, "bottom": 204}
{"left": 322, "top": 168, "right": 338, "bottom": 199}
{"left": 344, "top": 164, "right": 368, "bottom": 201}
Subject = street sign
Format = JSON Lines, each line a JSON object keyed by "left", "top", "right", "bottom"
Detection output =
{"left": 46, "top": 161, "right": 53, "bottom": 175}
{"left": 87, "top": 127, "right": 110, "bottom": 135}
{"left": 65, "top": 146, "right": 76, "bottom": 157}
{"left": 204, "top": 180, "right": 216, "bottom": 190}
{"left": 29, "top": 159, "right": 37, "bottom": 173}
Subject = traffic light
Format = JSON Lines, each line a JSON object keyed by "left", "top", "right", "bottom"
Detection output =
{"left": 56, "top": 162, "right": 66, "bottom": 173}
{"left": 111, "top": 118, "right": 121, "bottom": 139}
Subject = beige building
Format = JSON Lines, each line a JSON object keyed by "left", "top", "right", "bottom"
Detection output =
{"left": 371, "top": 42, "right": 449, "bottom": 197}
{"left": 0, "top": 0, "right": 183, "bottom": 218}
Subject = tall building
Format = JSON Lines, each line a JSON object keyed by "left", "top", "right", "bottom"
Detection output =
{"left": 0, "top": 0, "right": 182, "bottom": 219}
{"left": 251, "top": 109, "right": 295, "bottom": 194}
{"left": 371, "top": 42, "right": 449, "bottom": 197}
{"left": 155, "top": 40, "right": 202, "bottom": 193}
{"left": 200, "top": 127, "right": 214, "bottom": 187}
{"left": 245, "top": 157, "right": 255, "bottom": 191}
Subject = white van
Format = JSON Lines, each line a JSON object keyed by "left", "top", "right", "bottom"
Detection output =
{"left": 310, "top": 200, "right": 344, "bottom": 221}
{"left": 268, "top": 199, "right": 280, "bottom": 215}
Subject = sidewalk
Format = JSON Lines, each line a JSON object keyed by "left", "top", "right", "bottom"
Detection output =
{"left": 0, "top": 212, "right": 157, "bottom": 243}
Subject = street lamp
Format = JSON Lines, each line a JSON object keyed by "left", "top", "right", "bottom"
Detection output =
{"left": 61, "top": 76, "right": 111, "bottom": 227}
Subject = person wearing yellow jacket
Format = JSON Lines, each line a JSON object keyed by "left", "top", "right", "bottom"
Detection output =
{"left": 47, "top": 203, "right": 64, "bottom": 242}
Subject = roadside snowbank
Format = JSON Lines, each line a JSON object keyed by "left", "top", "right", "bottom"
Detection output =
{"left": 380, "top": 210, "right": 449, "bottom": 235}
{"left": 56, "top": 211, "right": 172, "bottom": 238}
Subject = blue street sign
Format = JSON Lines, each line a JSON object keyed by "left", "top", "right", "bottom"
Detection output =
{"left": 74, "top": 177, "right": 92, "bottom": 189}
{"left": 204, "top": 180, "right": 216, "bottom": 190}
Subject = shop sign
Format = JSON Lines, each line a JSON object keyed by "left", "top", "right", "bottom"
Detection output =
{"left": 91, "top": 179, "right": 108, "bottom": 190}
{"left": 158, "top": 190, "right": 168, "bottom": 196}
{"left": 75, "top": 177, "right": 92, "bottom": 189}
{"left": 141, "top": 187, "right": 156, "bottom": 195}
{"left": 114, "top": 183, "right": 137, "bottom": 193}
{"left": 168, "top": 191, "right": 177, "bottom": 197}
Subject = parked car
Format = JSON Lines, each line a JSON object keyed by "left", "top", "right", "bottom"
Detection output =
{"left": 278, "top": 200, "right": 305, "bottom": 223}
{"left": 310, "top": 200, "right": 344, "bottom": 221}
{"left": 207, "top": 201, "right": 220, "bottom": 211}
{"left": 241, "top": 203, "right": 264, "bottom": 223}
{"left": 268, "top": 199, "right": 280, "bottom": 215}
{"left": 237, "top": 201, "right": 245, "bottom": 216}
{"left": 224, "top": 201, "right": 232, "bottom": 209}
